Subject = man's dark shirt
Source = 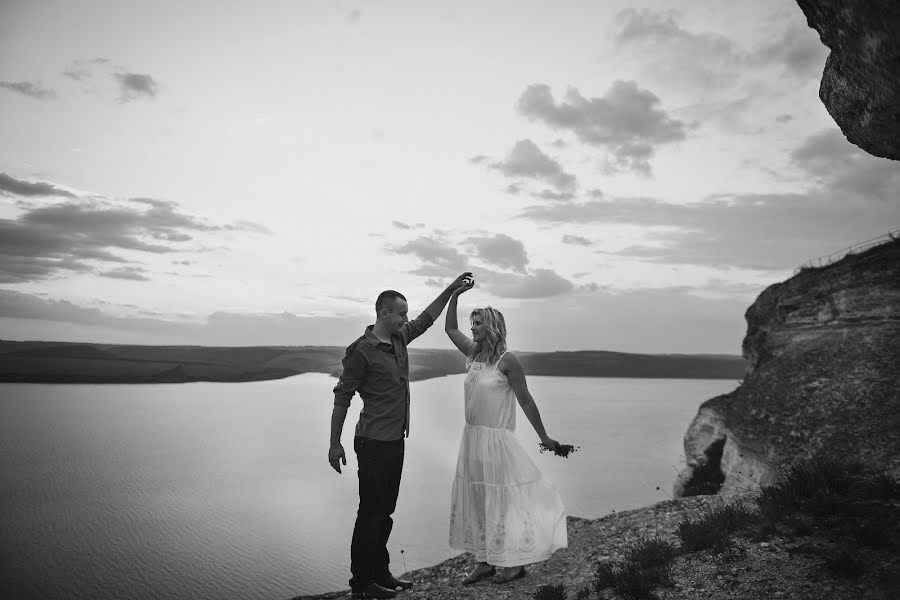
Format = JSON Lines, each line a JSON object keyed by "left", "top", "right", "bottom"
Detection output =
{"left": 333, "top": 311, "right": 434, "bottom": 440}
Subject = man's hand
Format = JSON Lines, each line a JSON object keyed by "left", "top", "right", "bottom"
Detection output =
{"left": 329, "top": 443, "right": 347, "bottom": 474}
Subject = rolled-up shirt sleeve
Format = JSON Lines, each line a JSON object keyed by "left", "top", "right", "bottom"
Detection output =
{"left": 333, "top": 347, "right": 367, "bottom": 407}
{"left": 400, "top": 311, "right": 435, "bottom": 345}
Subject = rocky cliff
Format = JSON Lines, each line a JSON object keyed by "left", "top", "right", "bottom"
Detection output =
{"left": 675, "top": 237, "right": 900, "bottom": 497}
{"left": 796, "top": 0, "right": 900, "bottom": 160}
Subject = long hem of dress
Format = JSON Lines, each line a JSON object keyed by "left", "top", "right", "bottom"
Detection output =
{"left": 448, "top": 511, "right": 568, "bottom": 568}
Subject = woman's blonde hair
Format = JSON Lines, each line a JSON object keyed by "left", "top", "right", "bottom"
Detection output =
{"left": 469, "top": 306, "right": 507, "bottom": 365}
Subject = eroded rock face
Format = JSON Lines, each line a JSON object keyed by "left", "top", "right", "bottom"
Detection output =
{"left": 797, "top": 0, "right": 900, "bottom": 160}
{"left": 676, "top": 239, "right": 900, "bottom": 497}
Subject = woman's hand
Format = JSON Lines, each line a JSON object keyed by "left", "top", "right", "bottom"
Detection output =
{"left": 540, "top": 437, "right": 560, "bottom": 453}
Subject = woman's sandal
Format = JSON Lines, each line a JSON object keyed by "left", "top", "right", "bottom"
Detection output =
{"left": 491, "top": 566, "right": 526, "bottom": 584}
{"left": 461, "top": 565, "right": 496, "bottom": 586}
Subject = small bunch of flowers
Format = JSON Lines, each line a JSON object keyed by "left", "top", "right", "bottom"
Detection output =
{"left": 539, "top": 442, "right": 580, "bottom": 458}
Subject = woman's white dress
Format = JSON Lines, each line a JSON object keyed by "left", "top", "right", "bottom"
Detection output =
{"left": 448, "top": 351, "right": 567, "bottom": 567}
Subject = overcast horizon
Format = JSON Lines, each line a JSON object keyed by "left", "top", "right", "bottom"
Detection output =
{"left": 2, "top": 0, "right": 899, "bottom": 354}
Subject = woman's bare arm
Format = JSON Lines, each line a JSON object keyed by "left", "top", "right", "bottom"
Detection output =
{"left": 501, "top": 352, "right": 558, "bottom": 449}
{"left": 444, "top": 281, "right": 476, "bottom": 356}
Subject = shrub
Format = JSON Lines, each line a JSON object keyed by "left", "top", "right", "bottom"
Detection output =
{"left": 678, "top": 502, "right": 755, "bottom": 552}
{"left": 533, "top": 583, "right": 566, "bottom": 600}
{"left": 614, "top": 563, "right": 668, "bottom": 599}
{"left": 594, "top": 561, "right": 615, "bottom": 592}
{"left": 852, "top": 519, "right": 891, "bottom": 548}
{"left": 822, "top": 546, "right": 865, "bottom": 578}
{"left": 756, "top": 457, "right": 868, "bottom": 517}
{"left": 857, "top": 472, "right": 900, "bottom": 502}
{"left": 714, "top": 536, "right": 747, "bottom": 564}
{"left": 756, "top": 457, "right": 900, "bottom": 530}
{"left": 573, "top": 585, "right": 592, "bottom": 599}
{"left": 626, "top": 535, "right": 678, "bottom": 569}
{"left": 592, "top": 537, "right": 678, "bottom": 599}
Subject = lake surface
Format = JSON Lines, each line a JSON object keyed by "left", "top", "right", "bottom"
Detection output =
{"left": 0, "top": 375, "right": 738, "bottom": 599}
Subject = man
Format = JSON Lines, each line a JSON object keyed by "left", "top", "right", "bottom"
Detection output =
{"left": 329, "top": 272, "right": 473, "bottom": 599}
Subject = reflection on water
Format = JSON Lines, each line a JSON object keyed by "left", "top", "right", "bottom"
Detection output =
{"left": 0, "top": 374, "right": 737, "bottom": 599}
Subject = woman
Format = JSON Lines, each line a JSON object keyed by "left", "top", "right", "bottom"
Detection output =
{"left": 444, "top": 276, "right": 568, "bottom": 585}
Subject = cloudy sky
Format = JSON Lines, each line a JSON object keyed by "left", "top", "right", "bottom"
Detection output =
{"left": 1, "top": 0, "right": 898, "bottom": 354}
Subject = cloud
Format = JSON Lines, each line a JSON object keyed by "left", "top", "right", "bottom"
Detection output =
{"left": 464, "top": 233, "right": 529, "bottom": 273}
{"left": 517, "top": 82, "right": 685, "bottom": 175}
{"left": 517, "top": 127, "right": 900, "bottom": 270}
{"left": 562, "top": 234, "right": 592, "bottom": 246}
{"left": 63, "top": 58, "right": 112, "bottom": 82}
{"left": 62, "top": 59, "right": 159, "bottom": 102}
{"left": 0, "top": 183, "right": 265, "bottom": 283}
{"left": 0, "top": 81, "right": 57, "bottom": 100}
{"left": 749, "top": 21, "right": 828, "bottom": 79}
{"left": 389, "top": 234, "right": 573, "bottom": 299}
{"left": 0, "top": 173, "right": 77, "bottom": 198}
{"left": 790, "top": 129, "right": 900, "bottom": 200}
{"left": 100, "top": 266, "right": 150, "bottom": 281}
{"left": 115, "top": 72, "right": 158, "bottom": 102}
{"left": 389, "top": 235, "right": 469, "bottom": 276}
{"left": 533, "top": 189, "right": 575, "bottom": 202}
{"left": 489, "top": 139, "right": 577, "bottom": 192}
{"left": 525, "top": 192, "right": 897, "bottom": 270}
{"left": 614, "top": 8, "right": 827, "bottom": 88}
{"left": 226, "top": 220, "right": 272, "bottom": 234}
{"left": 0, "top": 289, "right": 371, "bottom": 347}
{"left": 614, "top": 8, "right": 743, "bottom": 90}
{"left": 477, "top": 267, "right": 573, "bottom": 299}
{"left": 0, "top": 287, "right": 748, "bottom": 353}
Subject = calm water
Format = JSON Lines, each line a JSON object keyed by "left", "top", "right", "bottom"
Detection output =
{"left": 0, "top": 375, "right": 738, "bottom": 600}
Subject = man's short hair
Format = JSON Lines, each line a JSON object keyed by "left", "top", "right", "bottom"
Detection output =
{"left": 375, "top": 290, "right": 407, "bottom": 313}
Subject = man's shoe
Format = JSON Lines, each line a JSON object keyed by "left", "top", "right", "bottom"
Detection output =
{"left": 350, "top": 581, "right": 398, "bottom": 599}
{"left": 377, "top": 573, "right": 414, "bottom": 591}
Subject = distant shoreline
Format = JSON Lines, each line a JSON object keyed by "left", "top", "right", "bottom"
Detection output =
{"left": 0, "top": 340, "right": 748, "bottom": 384}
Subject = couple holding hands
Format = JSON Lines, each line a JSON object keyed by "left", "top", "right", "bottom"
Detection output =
{"left": 329, "top": 272, "right": 568, "bottom": 599}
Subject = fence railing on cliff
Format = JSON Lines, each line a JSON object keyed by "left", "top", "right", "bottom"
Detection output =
{"left": 794, "top": 228, "right": 900, "bottom": 274}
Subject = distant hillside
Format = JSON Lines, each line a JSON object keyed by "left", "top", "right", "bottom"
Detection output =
{"left": 0, "top": 340, "right": 748, "bottom": 384}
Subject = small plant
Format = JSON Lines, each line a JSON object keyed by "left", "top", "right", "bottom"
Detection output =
{"left": 592, "top": 537, "right": 678, "bottom": 599}
{"left": 678, "top": 501, "right": 754, "bottom": 552}
{"left": 573, "top": 585, "right": 592, "bottom": 599}
{"left": 756, "top": 457, "right": 900, "bottom": 537}
{"left": 785, "top": 515, "right": 814, "bottom": 537}
{"left": 822, "top": 546, "right": 865, "bottom": 578}
{"left": 594, "top": 561, "right": 615, "bottom": 591}
{"left": 858, "top": 471, "right": 900, "bottom": 501}
{"left": 756, "top": 457, "right": 865, "bottom": 517}
{"left": 539, "top": 442, "right": 580, "bottom": 458}
{"left": 713, "top": 536, "right": 747, "bottom": 564}
{"left": 852, "top": 520, "right": 890, "bottom": 548}
{"left": 532, "top": 583, "right": 566, "bottom": 600}
{"left": 625, "top": 535, "right": 678, "bottom": 569}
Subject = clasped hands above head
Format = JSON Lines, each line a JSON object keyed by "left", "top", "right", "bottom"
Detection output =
{"left": 452, "top": 272, "right": 475, "bottom": 295}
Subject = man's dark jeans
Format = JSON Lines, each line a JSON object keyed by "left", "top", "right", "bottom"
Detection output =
{"left": 349, "top": 436, "right": 404, "bottom": 592}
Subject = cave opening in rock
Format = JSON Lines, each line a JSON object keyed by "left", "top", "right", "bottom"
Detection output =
{"left": 683, "top": 437, "right": 727, "bottom": 496}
